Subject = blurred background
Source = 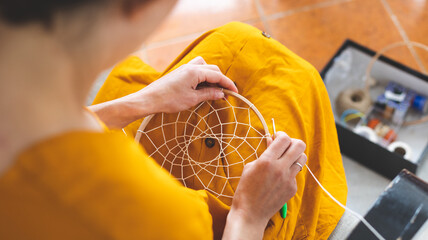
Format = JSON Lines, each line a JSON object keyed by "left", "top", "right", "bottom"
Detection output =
{"left": 137, "top": 0, "right": 428, "bottom": 73}
{"left": 91, "top": 0, "right": 428, "bottom": 216}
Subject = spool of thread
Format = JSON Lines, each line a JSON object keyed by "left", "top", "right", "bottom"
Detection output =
{"left": 383, "top": 129, "right": 397, "bottom": 142}
{"left": 340, "top": 109, "right": 365, "bottom": 125}
{"left": 354, "top": 126, "right": 378, "bottom": 143}
{"left": 383, "top": 105, "right": 395, "bottom": 120}
{"left": 367, "top": 118, "right": 380, "bottom": 129}
{"left": 336, "top": 88, "right": 371, "bottom": 116}
{"left": 388, "top": 141, "right": 413, "bottom": 161}
{"left": 375, "top": 124, "right": 391, "bottom": 138}
{"left": 413, "top": 95, "right": 428, "bottom": 113}
{"left": 367, "top": 118, "right": 397, "bottom": 143}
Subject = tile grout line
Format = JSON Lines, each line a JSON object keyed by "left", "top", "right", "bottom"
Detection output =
{"left": 265, "top": 0, "right": 352, "bottom": 21}
{"left": 144, "top": 15, "right": 263, "bottom": 51}
{"left": 144, "top": 0, "right": 353, "bottom": 56}
{"left": 380, "top": 0, "right": 427, "bottom": 74}
{"left": 141, "top": 48, "right": 149, "bottom": 64}
{"left": 133, "top": 43, "right": 150, "bottom": 64}
{"left": 254, "top": 0, "right": 274, "bottom": 37}
{"left": 143, "top": 0, "right": 350, "bottom": 53}
{"left": 144, "top": 13, "right": 267, "bottom": 51}
{"left": 132, "top": 48, "right": 150, "bottom": 64}
{"left": 243, "top": 17, "right": 263, "bottom": 26}
{"left": 145, "top": 32, "right": 204, "bottom": 50}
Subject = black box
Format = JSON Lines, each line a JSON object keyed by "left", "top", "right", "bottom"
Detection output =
{"left": 320, "top": 39, "right": 428, "bottom": 179}
{"left": 347, "top": 169, "right": 428, "bottom": 239}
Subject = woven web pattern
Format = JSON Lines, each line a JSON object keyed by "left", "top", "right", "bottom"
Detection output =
{"left": 137, "top": 96, "right": 268, "bottom": 204}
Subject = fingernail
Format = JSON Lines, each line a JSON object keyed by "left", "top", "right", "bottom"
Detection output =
{"left": 217, "top": 91, "right": 225, "bottom": 98}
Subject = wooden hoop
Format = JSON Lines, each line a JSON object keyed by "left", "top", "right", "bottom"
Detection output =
{"left": 135, "top": 89, "right": 270, "bottom": 143}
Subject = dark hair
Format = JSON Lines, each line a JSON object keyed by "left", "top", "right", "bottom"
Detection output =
{"left": 0, "top": 0, "right": 149, "bottom": 27}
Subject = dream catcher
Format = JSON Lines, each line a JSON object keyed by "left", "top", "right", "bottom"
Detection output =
{"left": 135, "top": 89, "right": 269, "bottom": 205}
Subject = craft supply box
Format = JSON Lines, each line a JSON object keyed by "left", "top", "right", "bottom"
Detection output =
{"left": 320, "top": 39, "right": 428, "bottom": 179}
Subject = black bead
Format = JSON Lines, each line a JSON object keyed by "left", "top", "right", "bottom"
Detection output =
{"left": 205, "top": 138, "right": 215, "bottom": 148}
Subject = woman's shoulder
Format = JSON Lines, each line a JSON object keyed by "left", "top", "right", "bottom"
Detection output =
{"left": 0, "top": 131, "right": 212, "bottom": 239}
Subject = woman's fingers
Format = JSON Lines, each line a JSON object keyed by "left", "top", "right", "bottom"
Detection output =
{"left": 187, "top": 57, "right": 221, "bottom": 73}
{"left": 196, "top": 68, "right": 238, "bottom": 93}
{"left": 186, "top": 57, "right": 238, "bottom": 93}
{"left": 196, "top": 87, "right": 224, "bottom": 102}
{"left": 264, "top": 134, "right": 306, "bottom": 173}
{"left": 200, "top": 64, "right": 222, "bottom": 72}
{"left": 290, "top": 153, "right": 307, "bottom": 177}
{"left": 188, "top": 56, "right": 207, "bottom": 65}
{"left": 263, "top": 131, "right": 291, "bottom": 159}
{"left": 188, "top": 57, "right": 223, "bottom": 73}
{"left": 150, "top": 56, "right": 238, "bottom": 114}
{"left": 279, "top": 138, "right": 306, "bottom": 168}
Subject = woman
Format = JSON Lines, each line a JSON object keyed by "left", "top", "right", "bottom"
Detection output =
{"left": 0, "top": 0, "right": 346, "bottom": 239}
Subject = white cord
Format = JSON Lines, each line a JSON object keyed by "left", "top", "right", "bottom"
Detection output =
{"left": 138, "top": 100, "right": 268, "bottom": 199}
{"left": 305, "top": 164, "right": 386, "bottom": 240}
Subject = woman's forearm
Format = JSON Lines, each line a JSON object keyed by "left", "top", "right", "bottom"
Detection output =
{"left": 88, "top": 89, "right": 156, "bottom": 129}
{"left": 222, "top": 209, "right": 267, "bottom": 240}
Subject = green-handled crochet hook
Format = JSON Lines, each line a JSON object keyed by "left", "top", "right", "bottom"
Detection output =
{"left": 272, "top": 118, "right": 287, "bottom": 219}
{"left": 280, "top": 204, "right": 287, "bottom": 218}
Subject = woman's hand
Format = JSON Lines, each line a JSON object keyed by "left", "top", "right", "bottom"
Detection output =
{"left": 142, "top": 56, "right": 238, "bottom": 114}
{"left": 89, "top": 56, "right": 238, "bottom": 129}
{"left": 222, "top": 131, "right": 307, "bottom": 240}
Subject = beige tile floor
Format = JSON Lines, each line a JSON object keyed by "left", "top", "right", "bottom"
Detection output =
{"left": 141, "top": 0, "right": 428, "bottom": 73}
{"left": 89, "top": 0, "right": 428, "bottom": 216}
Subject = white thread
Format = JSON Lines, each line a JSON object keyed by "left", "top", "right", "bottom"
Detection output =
{"left": 387, "top": 141, "right": 413, "bottom": 161}
{"left": 138, "top": 98, "right": 269, "bottom": 200}
{"left": 272, "top": 118, "right": 276, "bottom": 138}
{"left": 354, "top": 126, "right": 378, "bottom": 143}
{"left": 305, "top": 164, "right": 386, "bottom": 240}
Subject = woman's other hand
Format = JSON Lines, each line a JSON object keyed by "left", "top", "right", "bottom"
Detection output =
{"left": 143, "top": 56, "right": 238, "bottom": 113}
{"left": 223, "top": 131, "right": 307, "bottom": 240}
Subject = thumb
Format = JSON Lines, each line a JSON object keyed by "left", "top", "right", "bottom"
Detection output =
{"left": 188, "top": 56, "right": 207, "bottom": 65}
{"left": 197, "top": 88, "right": 224, "bottom": 102}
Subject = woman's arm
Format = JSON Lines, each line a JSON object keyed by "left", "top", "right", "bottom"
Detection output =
{"left": 88, "top": 88, "right": 157, "bottom": 129}
{"left": 89, "top": 56, "right": 238, "bottom": 129}
{"left": 223, "top": 132, "right": 307, "bottom": 240}
{"left": 222, "top": 210, "right": 267, "bottom": 240}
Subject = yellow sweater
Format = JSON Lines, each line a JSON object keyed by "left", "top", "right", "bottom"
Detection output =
{"left": 0, "top": 131, "right": 212, "bottom": 239}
